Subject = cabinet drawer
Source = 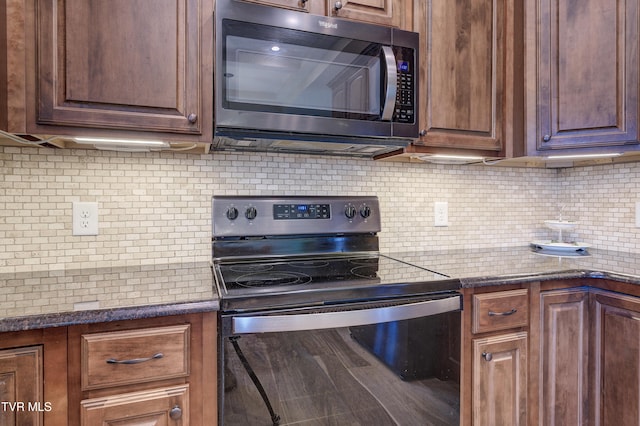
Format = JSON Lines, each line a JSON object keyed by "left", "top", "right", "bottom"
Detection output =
{"left": 81, "top": 325, "right": 190, "bottom": 390}
{"left": 473, "top": 289, "right": 528, "bottom": 333}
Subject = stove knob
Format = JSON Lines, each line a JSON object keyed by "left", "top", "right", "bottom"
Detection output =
{"left": 226, "top": 207, "right": 239, "bottom": 220}
{"left": 345, "top": 205, "right": 357, "bottom": 219}
{"left": 245, "top": 206, "right": 258, "bottom": 220}
{"left": 360, "top": 206, "right": 371, "bottom": 218}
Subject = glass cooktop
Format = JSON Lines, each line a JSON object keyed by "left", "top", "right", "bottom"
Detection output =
{"left": 214, "top": 254, "right": 460, "bottom": 312}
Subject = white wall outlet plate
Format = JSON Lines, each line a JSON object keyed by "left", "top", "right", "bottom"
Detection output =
{"left": 434, "top": 201, "right": 449, "bottom": 227}
{"left": 72, "top": 201, "right": 99, "bottom": 236}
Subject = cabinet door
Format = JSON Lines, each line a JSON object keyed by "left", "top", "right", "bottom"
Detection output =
{"left": 81, "top": 385, "right": 188, "bottom": 426}
{"left": 472, "top": 332, "right": 527, "bottom": 426}
{"left": 415, "top": 0, "right": 516, "bottom": 154}
{"left": 245, "top": 0, "right": 325, "bottom": 14}
{"left": 528, "top": 0, "right": 639, "bottom": 153}
{"left": 540, "top": 289, "right": 589, "bottom": 425}
{"left": 0, "top": 346, "right": 44, "bottom": 426}
{"left": 327, "top": 0, "right": 410, "bottom": 28}
{"left": 592, "top": 291, "right": 640, "bottom": 426}
{"left": 35, "top": 0, "right": 213, "bottom": 139}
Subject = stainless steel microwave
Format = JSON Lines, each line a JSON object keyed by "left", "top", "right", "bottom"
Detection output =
{"left": 213, "top": 0, "right": 419, "bottom": 157}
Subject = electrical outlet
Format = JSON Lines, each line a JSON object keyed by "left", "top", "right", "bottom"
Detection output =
{"left": 434, "top": 201, "right": 448, "bottom": 227}
{"left": 72, "top": 202, "right": 99, "bottom": 236}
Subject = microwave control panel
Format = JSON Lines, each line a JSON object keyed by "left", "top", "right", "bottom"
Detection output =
{"left": 393, "top": 46, "right": 416, "bottom": 124}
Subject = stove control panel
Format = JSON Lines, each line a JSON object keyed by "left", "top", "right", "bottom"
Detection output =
{"left": 274, "top": 203, "right": 331, "bottom": 220}
{"left": 212, "top": 196, "right": 381, "bottom": 237}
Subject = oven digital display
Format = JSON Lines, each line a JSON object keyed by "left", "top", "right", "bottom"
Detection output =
{"left": 274, "top": 204, "right": 331, "bottom": 220}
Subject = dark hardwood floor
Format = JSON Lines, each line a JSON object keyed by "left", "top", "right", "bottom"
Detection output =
{"left": 223, "top": 328, "right": 460, "bottom": 425}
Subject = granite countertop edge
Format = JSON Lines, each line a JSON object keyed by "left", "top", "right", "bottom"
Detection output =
{"left": 460, "top": 269, "right": 640, "bottom": 288}
{"left": 0, "top": 299, "right": 219, "bottom": 334}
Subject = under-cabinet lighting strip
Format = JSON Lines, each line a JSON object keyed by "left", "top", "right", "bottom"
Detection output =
{"left": 545, "top": 153, "right": 622, "bottom": 160}
{"left": 73, "top": 137, "right": 170, "bottom": 148}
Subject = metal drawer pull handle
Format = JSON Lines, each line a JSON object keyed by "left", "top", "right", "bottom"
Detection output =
{"left": 488, "top": 308, "right": 517, "bottom": 317}
{"left": 106, "top": 352, "right": 164, "bottom": 365}
{"left": 482, "top": 352, "right": 493, "bottom": 362}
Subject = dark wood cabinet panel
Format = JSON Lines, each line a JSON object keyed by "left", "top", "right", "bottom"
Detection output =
{"left": 0, "top": 328, "right": 68, "bottom": 426}
{"left": 413, "top": 0, "right": 518, "bottom": 155}
{"left": 591, "top": 290, "right": 640, "bottom": 426}
{"left": 34, "top": 0, "right": 213, "bottom": 140}
{"left": 328, "top": 0, "right": 400, "bottom": 27}
{"left": 0, "top": 346, "right": 44, "bottom": 426}
{"left": 540, "top": 289, "right": 589, "bottom": 425}
{"left": 526, "top": 0, "right": 639, "bottom": 153}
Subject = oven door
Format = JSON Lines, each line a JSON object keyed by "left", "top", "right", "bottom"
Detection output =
{"left": 219, "top": 293, "right": 461, "bottom": 425}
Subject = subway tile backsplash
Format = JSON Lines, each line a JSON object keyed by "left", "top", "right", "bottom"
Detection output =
{"left": 0, "top": 146, "right": 638, "bottom": 273}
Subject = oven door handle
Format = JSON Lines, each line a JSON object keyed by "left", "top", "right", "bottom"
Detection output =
{"left": 231, "top": 294, "right": 461, "bottom": 334}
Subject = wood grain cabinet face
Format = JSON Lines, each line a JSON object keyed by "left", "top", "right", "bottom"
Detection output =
{"left": 592, "top": 291, "right": 640, "bottom": 426}
{"left": 527, "top": 0, "right": 639, "bottom": 153}
{"left": 35, "top": 0, "right": 213, "bottom": 138}
{"left": 472, "top": 332, "right": 528, "bottom": 426}
{"left": 81, "top": 325, "right": 190, "bottom": 391}
{"left": 472, "top": 289, "right": 528, "bottom": 334}
{"left": 540, "top": 289, "right": 589, "bottom": 426}
{"left": 0, "top": 346, "right": 43, "bottom": 426}
{"left": 249, "top": 0, "right": 410, "bottom": 28}
{"left": 415, "top": 0, "right": 515, "bottom": 154}
{"left": 327, "top": 0, "right": 396, "bottom": 26}
{"left": 81, "top": 384, "right": 189, "bottom": 426}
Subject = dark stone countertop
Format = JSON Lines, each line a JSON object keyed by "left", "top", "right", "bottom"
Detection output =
{"left": 2, "top": 246, "right": 639, "bottom": 333}
{"left": 0, "top": 262, "right": 218, "bottom": 333}
{"left": 385, "top": 246, "right": 640, "bottom": 288}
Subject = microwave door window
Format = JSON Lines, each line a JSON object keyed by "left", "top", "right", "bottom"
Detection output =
{"left": 223, "top": 20, "right": 382, "bottom": 119}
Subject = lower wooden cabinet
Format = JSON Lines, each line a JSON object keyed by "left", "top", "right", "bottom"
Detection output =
{"left": 0, "top": 346, "right": 44, "bottom": 426}
{"left": 81, "top": 385, "right": 189, "bottom": 426}
{"left": 592, "top": 290, "right": 640, "bottom": 426}
{"left": 472, "top": 332, "right": 528, "bottom": 425}
{"left": 69, "top": 312, "right": 216, "bottom": 426}
{"left": 540, "top": 287, "right": 640, "bottom": 426}
{"left": 0, "top": 328, "right": 67, "bottom": 426}
{"left": 540, "top": 289, "right": 589, "bottom": 425}
{"left": 462, "top": 286, "right": 530, "bottom": 426}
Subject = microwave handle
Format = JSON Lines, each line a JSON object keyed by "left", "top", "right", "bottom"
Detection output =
{"left": 380, "top": 46, "right": 398, "bottom": 121}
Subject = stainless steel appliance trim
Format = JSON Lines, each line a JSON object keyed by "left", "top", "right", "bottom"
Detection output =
{"left": 231, "top": 294, "right": 461, "bottom": 334}
{"left": 380, "top": 46, "right": 398, "bottom": 121}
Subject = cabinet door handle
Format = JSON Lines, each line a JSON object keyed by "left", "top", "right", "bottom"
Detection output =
{"left": 482, "top": 352, "right": 493, "bottom": 362}
{"left": 187, "top": 113, "right": 198, "bottom": 124}
{"left": 106, "top": 352, "right": 163, "bottom": 365}
{"left": 170, "top": 405, "right": 183, "bottom": 420}
{"left": 334, "top": 1, "right": 343, "bottom": 11}
{"left": 543, "top": 134, "right": 551, "bottom": 142}
{"left": 488, "top": 308, "right": 517, "bottom": 317}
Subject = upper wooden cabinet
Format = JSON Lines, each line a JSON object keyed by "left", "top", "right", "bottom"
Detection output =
{"left": 328, "top": 0, "right": 410, "bottom": 28}
{"left": 34, "top": 0, "right": 214, "bottom": 140}
{"left": 2, "top": 0, "right": 213, "bottom": 146}
{"left": 247, "top": 0, "right": 412, "bottom": 28}
{"left": 525, "top": 0, "right": 640, "bottom": 155}
{"left": 412, "top": 0, "right": 520, "bottom": 157}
